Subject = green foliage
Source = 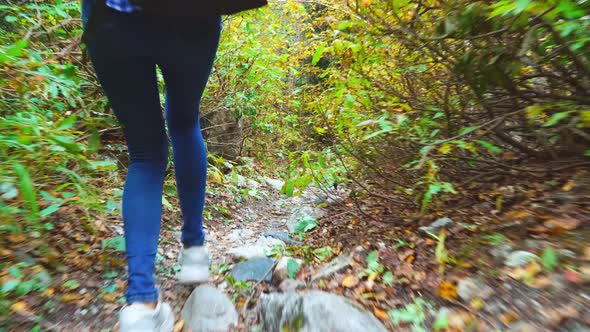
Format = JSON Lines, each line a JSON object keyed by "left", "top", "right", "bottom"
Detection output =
{"left": 101, "top": 236, "right": 126, "bottom": 252}
{"left": 541, "top": 247, "right": 558, "bottom": 272}
{"left": 1, "top": 0, "right": 120, "bottom": 239}
{"left": 287, "top": 259, "right": 299, "bottom": 279}
{"left": 388, "top": 298, "right": 433, "bottom": 332}
{"left": 293, "top": 215, "right": 318, "bottom": 234}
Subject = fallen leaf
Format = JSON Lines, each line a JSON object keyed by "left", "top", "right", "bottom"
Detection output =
{"left": 7, "top": 234, "right": 26, "bottom": 243}
{"left": 173, "top": 320, "right": 185, "bottom": 332}
{"left": 438, "top": 280, "right": 458, "bottom": 300}
{"left": 10, "top": 301, "right": 30, "bottom": 313}
{"left": 533, "top": 276, "right": 552, "bottom": 289}
{"left": 102, "top": 293, "right": 118, "bottom": 303}
{"left": 342, "top": 275, "right": 359, "bottom": 288}
{"left": 373, "top": 307, "right": 389, "bottom": 320}
{"left": 564, "top": 270, "right": 581, "bottom": 283}
{"left": 583, "top": 247, "right": 590, "bottom": 261}
{"left": 544, "top": 216, "right": 580, "bottom": 231}
{"left": 500, "top": 310, "right": 519, "bottom": 325}
{"left": 61, "top": 293, "right": 82, "bottom": 303}
{"left": 562, "top": 179, "right": 575, "bottom": 192}
{"left": 470, "top": 298, "right": 485, "bottom": 311}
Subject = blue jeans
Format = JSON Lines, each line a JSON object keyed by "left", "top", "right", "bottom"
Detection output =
{"left": 83, "top": 1, "right": 221, "bottom": 303}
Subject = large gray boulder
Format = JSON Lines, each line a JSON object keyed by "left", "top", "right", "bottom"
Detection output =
{"left": 258, "top": 291, "right": 387, "bottom": 332}
{"left": 181, "top": 285, "right": 238, "bottom": 332}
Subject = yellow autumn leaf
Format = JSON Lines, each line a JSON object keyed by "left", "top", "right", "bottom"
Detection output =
{"left": 439, "top": 143, "right": 452, "bottom": 154}
{"left": 438, "top": 280, "right": 458, "bottom": 300}
{"left": 342, "top": 275, "right": 359, "bottom": 288}
{"left": 10, "top": 301, "right": 30, "bottom": 313}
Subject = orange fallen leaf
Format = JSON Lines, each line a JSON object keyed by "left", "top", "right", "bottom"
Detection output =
{"left": 405, "top": 255, "right": 415, "bottom": 264}
{"left": 545, "top": 216, "right": 580, "bottom": 231}
{"left": 373, "top": 307, "right": 389, "bottom": 320}
{"left": 500, "top": 310, "right": 519, "bottom": 325}
{"left": 342, "top": 275, "right": 359, "bottom": 288}
{"left": 7, "top": 234, "right": 26, "bottom": 243}
{"left": 102, "top": 293, "right": 118, "bottom": 303}
{"left": 438, "top": 280, "right": 458, "bottom": 300}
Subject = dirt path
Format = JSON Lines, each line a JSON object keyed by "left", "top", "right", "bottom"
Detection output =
{"left": 6, "top": 172, "right": 590, "bottom": 331}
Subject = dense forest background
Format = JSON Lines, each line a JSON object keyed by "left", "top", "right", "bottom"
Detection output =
{"left": 1, "top": 0, "right": 589, "bottom": 331}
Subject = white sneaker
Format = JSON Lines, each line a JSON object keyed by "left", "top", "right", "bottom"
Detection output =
{"left": 119, "top": 302, "right": 174, "bottom": 332}
{"left": 177, "top": 246, "right": 210, "bottom": 284}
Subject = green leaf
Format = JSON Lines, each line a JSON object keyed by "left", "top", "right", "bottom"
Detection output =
{"left": 287, "top": 259, "right": 299, "bottom": 279}
{"left": 312, "top": 246, "right": 332, "bottom": 260}
{"left": 1, "top": 280, "right": 20, "bottom": 293}
{"left": 63, "top": 280, "right": 80, "bottom": 290}
{"left": 294, "top": 215, "right": 317, "bottom": 233}
{"left": 40, "top": 203, "right": 62, "bottom": 217}
{"left": 56, "top": 115, "right": 77, "bottom": 130}
{"left": 476, "top": 140, "right": 502, "bottom": 154}
{"left": 543, "top": 111, "right": 571, "bottom": 127}
{"left": 102, "top": 236, "right": 126, "bottom": 251}
{"left": 311, "top": 43, "right": 326, "bottom": 65}
{"left": 433, "top": 308, "right": 450, "bottom": 330}
{"left": 14, "top": 163, "right": 38, "bottom": 219}
{"left": 541, "top": 247, "right": 558, "bottom": 271}
{"left": 382, "top": 271, "right": 394, "bottom": 285}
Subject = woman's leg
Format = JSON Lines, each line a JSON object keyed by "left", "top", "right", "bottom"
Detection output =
{"left": 87, "top": 20, "right": 167, "bottom": 303}
{"left": 159, "top": 18, "right": 221, "bottom": 248}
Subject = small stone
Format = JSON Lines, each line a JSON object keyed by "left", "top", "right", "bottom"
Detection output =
{"left": 181, "top": 285, "right": 238, "bottom": 332}
{"left": 558, "top": 249, "right": 576, "bottom": 259}
{"left": 255, "top": 235, "right": 286, "bottom": 250}
{"left": 264, "top": 178, "right": 285, "bottom": 192}
{"left": 273, "top": 257, "right": 303, "bottom": 284}
{"left": 419, "top": 217, "right": 453, "bottom": 235}
{"left": 226, "top": 229, "right": 255, "bottom": 245}
{"left": 279, "top": 279, "right": 305, "bottom": 292}
{"left": 505, "top": 251, "right": 538, "bottom": 267}
{"left": 490, "top": 244, "right": 513, "bottom": 260}
{"left": 228, "top": 245, "right": 266, "bottom": 260}
{"left": 457, "top": 278, "right": 493, "bottom": 303}
{"left": 263, "top": 231, "right": 302, "bottom": 246}
{"left": 311, "top": 254, "right": 353, "bottom": 282}
{"left": 231, "top": 258, "right": 276, "bottom": 282}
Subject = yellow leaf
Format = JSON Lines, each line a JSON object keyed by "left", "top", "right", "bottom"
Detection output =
{"left": 61, "top": 293, "right": 82, "bottom": 303}
{"left": 342, "top": 275, "right": 359, "bottom": 288}
{"left": 438, "top": 280, "right": 458, "bottom": 300}
{"left": 439, "top": 143, "right": 452, "bottom": 155}
{"left": 173, "top": 320, "right": 185, "bottom": 332}
{"left": 10, "top": 301, "right": 30, "bottom": 313}
{"left": 562, "top": 179, "right": 575, "bottom": 192}
{"left": 368, "top": 271, "right": 379, "bottom": 283}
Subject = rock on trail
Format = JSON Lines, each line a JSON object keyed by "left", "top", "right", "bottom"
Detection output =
{"left": 181, "top": 285, "right": 238, "bottom": 332}
{"left": 257, "top": 290, "right": 388, "bottom": 332}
